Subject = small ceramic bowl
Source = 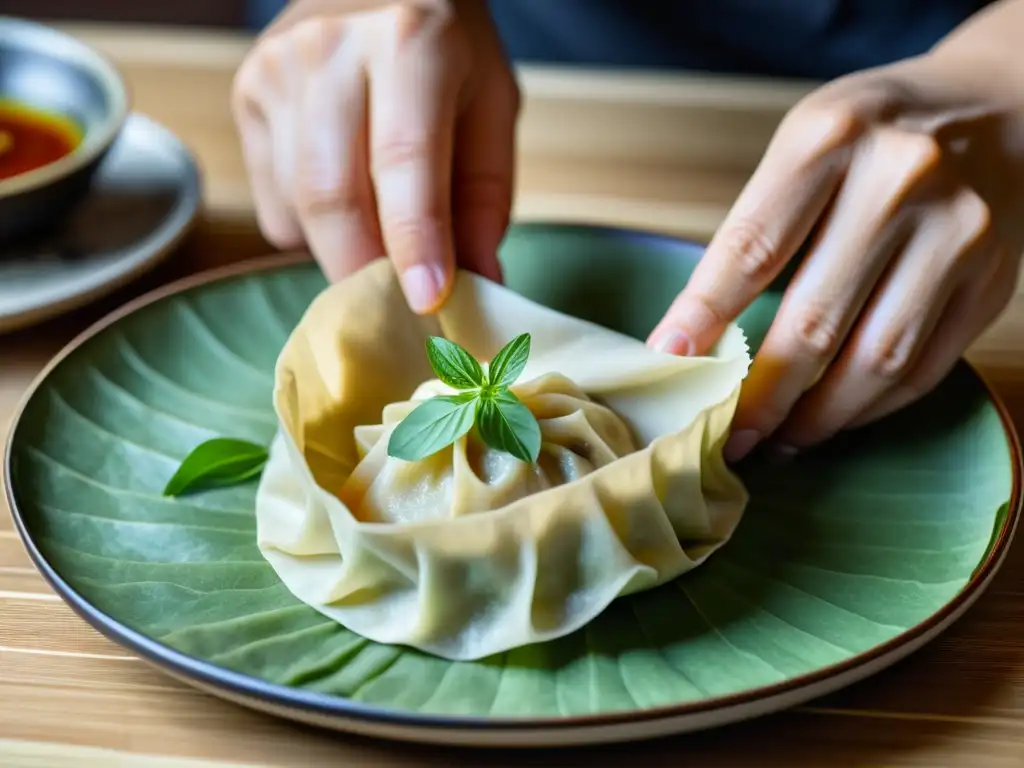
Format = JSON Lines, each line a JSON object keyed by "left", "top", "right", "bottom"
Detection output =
{"left": 0, "top": 17, "right": 129, "bottom": 246}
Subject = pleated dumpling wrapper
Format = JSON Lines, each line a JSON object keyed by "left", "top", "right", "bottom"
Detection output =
{"left": 255, "top": 258, "right": 752, "bottom": 661}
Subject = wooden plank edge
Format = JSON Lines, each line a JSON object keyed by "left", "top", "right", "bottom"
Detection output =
{"left": 57, "top": 22, "right": 811, "bottom": 171}
{"left": 0, "top": 738, "right": 258, "bottom": 767}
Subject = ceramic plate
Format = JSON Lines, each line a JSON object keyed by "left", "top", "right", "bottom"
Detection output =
{"left": 5, "top": 224, "right": 1020, "bottom": 748}
{"left": 0, "top": 112, "right": 200, "bottom": 334}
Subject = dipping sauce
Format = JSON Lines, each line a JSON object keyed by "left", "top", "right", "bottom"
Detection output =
{"left": 0, "top": 100, "right": 81, "bottom": 182}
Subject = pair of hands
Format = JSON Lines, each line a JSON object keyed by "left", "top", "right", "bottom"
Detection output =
{"left": 232, "top": 0, "right": 1024, "bottom": 462}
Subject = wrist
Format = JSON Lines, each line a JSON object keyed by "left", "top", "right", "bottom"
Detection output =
{"left": 924, "top": 41, "right": 1024, "bottom": 103}
{"left": 862, "top": 50, "right": 1021, "bottom": 113}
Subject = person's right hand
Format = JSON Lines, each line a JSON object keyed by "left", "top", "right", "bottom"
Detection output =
{"left": 231, "top": 0, "right": 520, "bottom": 313}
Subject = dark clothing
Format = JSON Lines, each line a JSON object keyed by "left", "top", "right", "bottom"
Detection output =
{"left": 246, "top": 0, "right": 993, "bottom": 80}
{"left": 484, "top": 0, "right": 992, "bottom": 79}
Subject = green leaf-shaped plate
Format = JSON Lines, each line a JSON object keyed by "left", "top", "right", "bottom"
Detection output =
{"left": 4, "top": 223, "right": 1021, "bottom": 748}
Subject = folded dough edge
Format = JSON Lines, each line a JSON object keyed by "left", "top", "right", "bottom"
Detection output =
{"left": 254, "top": 258, "right": 752, "bottom": 661}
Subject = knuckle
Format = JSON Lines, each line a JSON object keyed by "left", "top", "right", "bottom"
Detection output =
{"left": 887, "top": 131, "right": 943, "bottom": 185}
{"left": 905, "top": 132, "right": 944, "bottom": 176}
{"left": 815, "top": 103, "right": 865, "bottom": 147}
{"left": 686, "top": 289, "right": 735, "bottom": 330}
{"left": 230, "top": 58, "right": 256, "bottom": 100}
{"left": 292, "top": 144, "right": 368, "bottom": 216}
{"left": 717, "top": 218, "right": 783, "bottom": 280}
{"left": 383, "top": 2, "right": 473, "bottom": 76}
{"left": 382, "top": 211, "right": 435, "bottom": 238}
{"left": 379, "top": 213, "right": 444, "bottom": 265}
{"left": 230, "top": 59, "right": 266, "bottom": 120}
{"left": 786, "top": 101, "right": 865, "bottom": 156}
{"left": 290, "top": 17, "right": 347, "bottom": 68}
{"left": 294, "top": 173, "right": 366, "bottom": 216}
{"left": 953, "top": 188, "right": 994, "bottom": 252}
{"left": 372, "top": 133, "right": 433, "bottom": 175}
{"left": 390, "top": 1, "right": 454, "bottom": 45}
{"left": 865, "top": 329, "right": 917, "bottom": 382}
{"left": 254, "top": 34, "right": 289, "bottom": 92}
{"left": 789, "top": 303, "right": 844, "bottom": 360}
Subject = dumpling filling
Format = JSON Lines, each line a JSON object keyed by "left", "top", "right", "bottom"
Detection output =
{"left": 338, "top": 373, "right": 637, "bottom": 524}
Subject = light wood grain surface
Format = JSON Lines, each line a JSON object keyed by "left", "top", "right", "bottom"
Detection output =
{"left": 2, "top": 22, "right": 1024, "bottom": 767}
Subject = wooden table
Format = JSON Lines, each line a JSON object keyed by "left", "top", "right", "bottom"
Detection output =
{"left": 2, "top": 23, "right": 1023, "bottom": 767}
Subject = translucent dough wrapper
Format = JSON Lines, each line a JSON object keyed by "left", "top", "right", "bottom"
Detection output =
{"left": 341, "top": 373, "right": 639, "bottom": 525}
{"left": 255, "top": 258, "right": 752, "bottom": 661}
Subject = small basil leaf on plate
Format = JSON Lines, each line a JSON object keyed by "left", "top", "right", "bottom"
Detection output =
{"left": 426, "top": 336, "right": 485, "bottom": 390}
{"left": 387, "top": 392, "right": 479, "bottom": 461}
{"left": 487, "top": 333, "right": 531, "bottom": 388}
{"left": 163, "top": 437, "right": 269, "bottom": 497}
{"left": 477, "top": 390, "right": 542, "bottom": 463}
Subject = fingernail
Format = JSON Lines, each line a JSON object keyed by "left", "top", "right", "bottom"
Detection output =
{"left": 724, "top": 429, "right": 761, "bottom": 463}
{"left": 400, "top": 264, "right": 447, "bottom": 314}
{"left": 766, "top": 442, "right": 799, "bottom": 465}
{"left": 650, "top": 328, "right": 694, "bottom": 356}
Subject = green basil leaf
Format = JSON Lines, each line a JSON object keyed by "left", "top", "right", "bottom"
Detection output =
{"left": 425, "top": 336, "right": 485, "bottom": 390}
{"left": 387, "top": 392, "right": 479, "bottom": 461}
{"left": 487, "top": 333, "right": 531, "bottom": 388}
{"left": 476, "top": 390, "right": 542, "bottom": 463}
{"left": 163, "top": 438, "right": 268, "bottom": 497}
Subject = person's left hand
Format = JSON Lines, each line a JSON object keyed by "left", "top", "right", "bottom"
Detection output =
{"left": 647, "top": 52, "right": 1024, "bottom": 462}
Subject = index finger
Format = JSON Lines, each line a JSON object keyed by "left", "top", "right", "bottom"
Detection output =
{"left": 647, "top": 115, "right": 849, "bottom": 356}
{"left": 368, "top": 11, "right": 462, "bottom": 315}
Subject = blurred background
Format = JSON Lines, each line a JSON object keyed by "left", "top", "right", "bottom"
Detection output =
{"left": 0, "top": 2, "right": 250, "bottom": 28}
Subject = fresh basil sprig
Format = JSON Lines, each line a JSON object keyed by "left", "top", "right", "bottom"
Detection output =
{"left": 387, "top": 333, "right": 542, "bottom": 464}
{"left": 162, "top": 334, "right": 541, "bottom": 495}
{"left": 163, "top": 437, "right": 268, "bottom": 497}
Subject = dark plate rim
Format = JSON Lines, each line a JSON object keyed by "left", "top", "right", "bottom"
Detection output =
{"left": 5, "top": 221, "right": 1022, "bottom": 734}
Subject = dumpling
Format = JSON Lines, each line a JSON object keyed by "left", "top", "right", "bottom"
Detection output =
{"left": 255, "top": 257, "right": 751, "bottom": 661}
{"left": 340, "top": 373, "right": 639, "bottom": 525}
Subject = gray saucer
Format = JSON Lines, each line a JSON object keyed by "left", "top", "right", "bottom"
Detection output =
{"left": 0, "top": 112, "right": 200, "bottom": 334}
